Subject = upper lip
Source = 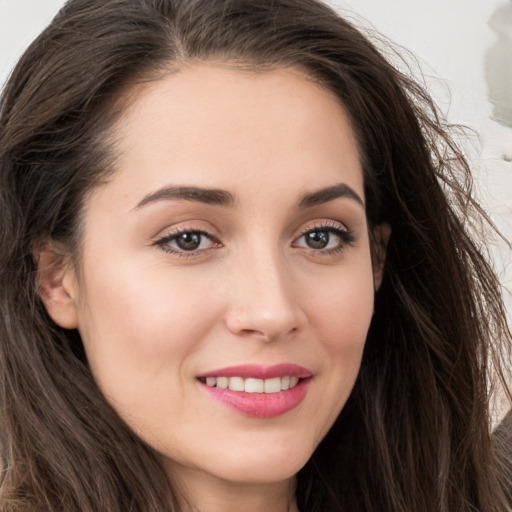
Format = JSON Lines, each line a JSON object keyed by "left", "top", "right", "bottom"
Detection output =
{"left": 197, "top": 363, "right": 313, "bottom": 380}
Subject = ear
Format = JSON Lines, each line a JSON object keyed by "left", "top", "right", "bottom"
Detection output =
{"left": 372, "top": 223, "right": 391, "bottom": 291}
{"left": 35, "top": 243, "right": 79, "bottom": 329}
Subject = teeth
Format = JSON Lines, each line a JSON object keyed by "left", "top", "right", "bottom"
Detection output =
{"left": 264, "top": 377, "right": 281, "bottom": 393}
{"left": 228, "top": 376, "right": 245, "bottom": 392}
{"left": 204, "top": 376, "right": 301, "bottom": 393}
{"left": 216, "top": 376, "right": 229, "bottom": 389}
{"left": 244, "top": 378, "right": 264, "bottom": 393}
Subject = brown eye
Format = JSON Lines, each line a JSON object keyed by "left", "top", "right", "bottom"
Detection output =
{"left": 293, "top": 224, "right": 355, "bottom": 253}
{"left": 155, "top": 229, "right": 218, "bottom": 256}
{"left": 304, "top": 230, "right": 330, "bottom": 249}
{"left": 175, "top": 232, "right": 202, "bottom": 251}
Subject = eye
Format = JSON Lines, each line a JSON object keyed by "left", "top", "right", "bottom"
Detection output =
{"left": 293, "top": 223, "right": 354, "bottom": 253}
{"left": 154, "top": 229, "right": 219, "bottom": 256}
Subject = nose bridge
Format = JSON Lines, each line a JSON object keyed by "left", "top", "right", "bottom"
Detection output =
{"left": 224, "top": 239, "right": 302, "bottom": 341}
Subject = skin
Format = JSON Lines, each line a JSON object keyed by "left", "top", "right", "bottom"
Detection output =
{"left": 41, "top": 65, "right": 388, "bottom": 512}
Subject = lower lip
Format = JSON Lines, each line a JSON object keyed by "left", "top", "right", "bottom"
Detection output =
{"left": 199, "top": 378, "right": 311, "bottom": 418}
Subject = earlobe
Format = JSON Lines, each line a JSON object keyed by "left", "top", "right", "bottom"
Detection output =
{"left": 373, "top": 223, "right": 391, "bottom": 291}
{"left": 35, "top": 245, "right": 79, "bottom": 329}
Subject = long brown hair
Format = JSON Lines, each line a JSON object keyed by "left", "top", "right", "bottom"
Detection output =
{"left": 0, "top": 0, "right": 510, "bottom": 510}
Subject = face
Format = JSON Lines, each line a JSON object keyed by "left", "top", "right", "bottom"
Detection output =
{"left": 49, "top": 65, "right": 380, "bottom": 492}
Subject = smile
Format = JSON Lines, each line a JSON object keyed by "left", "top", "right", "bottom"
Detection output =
{"left": 197, "top": 364, "right": 313, "bottom": 418}
{"left": 199, "top": 375, "right": 300, "bottom": 393}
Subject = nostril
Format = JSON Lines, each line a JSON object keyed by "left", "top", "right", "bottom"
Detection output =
{"left": 239, "top": 328, "right": 270, "bottom": 340}
{"left": 238, "top": 325, "right": 299, "bottom": 342}
{"left": 224, "top": 303, "right": 304, "bottom": 342}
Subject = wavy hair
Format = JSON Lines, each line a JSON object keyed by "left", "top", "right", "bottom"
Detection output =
{"left": 0, "top": 0, "right": 510, "bottom": 510}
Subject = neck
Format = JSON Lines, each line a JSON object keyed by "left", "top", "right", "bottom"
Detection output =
{"left": 166, "top": 464, "right": 297, "bottom": 512}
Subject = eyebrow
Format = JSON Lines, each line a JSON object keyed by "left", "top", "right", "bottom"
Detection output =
{"left": 134, "top": 182, "right": 364, "bottom": 211}
{"left": 135, "top": 186, "right": 236, "bottom": 209}
{"left": 298, "top": 183, "right": 364, "bottom": 209}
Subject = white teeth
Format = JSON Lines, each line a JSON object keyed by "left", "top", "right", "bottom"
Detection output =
{"left": 216, "top": 376, "right": 229, "bottom": 389}
{"left": 203, "top": 376, "right": 301, "bottom": 393}
{"left": 228, "top": 376, "right": 245, "bottom": 392}
{"left": 244, "top": 378, "right": 264, "bottom": 393}
{"left": 264, "top": 377, "right": 282, "bottom": 393}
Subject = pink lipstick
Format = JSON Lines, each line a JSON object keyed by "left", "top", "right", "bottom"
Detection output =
{"left": 197, "top": 364, "right": 312, "bottom": 418}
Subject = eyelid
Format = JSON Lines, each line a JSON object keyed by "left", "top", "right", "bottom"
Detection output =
{"left": 292, "top": 220, "right": 355, "bottom": 253}
{"left": 152, "top": 224, "right": 221, "bottom": 258}
{"left": 150, "top": 219, "right": 355, "bottom": 259}
{"left": 150, "top": 219, "right": 220, "bottom": 245}
{"left": 296, "top": 219, "right": 352, "bottom": 238}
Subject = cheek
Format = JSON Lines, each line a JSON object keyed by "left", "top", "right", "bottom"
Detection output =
{"left": 304, "top": 260, "right": 374, "bottom": 431}
{"left": 75, "top": 259, "right": 220, "bottom": 403}
{"left": 311, "top": 260, "right": 375, "bottom": 349}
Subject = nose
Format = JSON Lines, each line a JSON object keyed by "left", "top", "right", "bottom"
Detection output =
{"left": 223, "top": 248, "right": 305, "bottom": 342}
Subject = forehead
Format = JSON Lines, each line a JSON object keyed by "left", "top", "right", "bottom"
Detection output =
{"left": 99, "top": 64, "right": 364, "bottom": 210}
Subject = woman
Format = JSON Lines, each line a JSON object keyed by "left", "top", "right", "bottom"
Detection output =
{"left": 0, "top": 0, "right": 510, "bottom": 511}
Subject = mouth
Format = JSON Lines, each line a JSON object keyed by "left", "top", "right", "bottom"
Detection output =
{"left": 196, "top": 364, "right": 313, "bottom": 418}
{"left": 197, "top": 375, "right": 301, "bottom": 393}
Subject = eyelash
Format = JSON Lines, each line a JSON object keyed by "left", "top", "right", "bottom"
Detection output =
{"left": 293, "top": 222, "right": 355, "bottom": 255}
{"left": 153, "top": 227, "right": 220, "bottom": 258}
{"left": 153, "top": 222, "right": 355, "bottom": 258}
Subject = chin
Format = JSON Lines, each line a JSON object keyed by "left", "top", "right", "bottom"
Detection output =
{"left": 209, "top": 460, "right": 305, "bottom": 486}
{"left": 158, "top": 431, "right": 314, "bottom": 487}
{"left": 204, "top": 436, "right": 313, "bottom": 484}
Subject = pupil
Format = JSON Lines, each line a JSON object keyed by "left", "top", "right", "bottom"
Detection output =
{"left": 307, "top": 231, "right": 329, "bottom": 249}
{"left": 177, "top": 232, "right": 201, "bottom": 250}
